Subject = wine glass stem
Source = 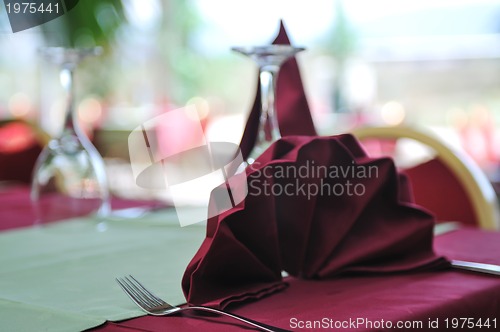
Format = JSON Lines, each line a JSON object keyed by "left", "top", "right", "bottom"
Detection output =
{"left": 60, "top": 65, "right": 78, "bottom": 134}
{"left": 257, "top": 65, "right": 281, "bottom": 146}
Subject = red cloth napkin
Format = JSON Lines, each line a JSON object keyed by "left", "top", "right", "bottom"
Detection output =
{"left": 238, "top": 21, "right": 317, "bottom": 160}
{"left": 182, "top": 135, "right": 449, "bottom": 309}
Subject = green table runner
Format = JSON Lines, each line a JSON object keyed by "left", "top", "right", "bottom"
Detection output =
{"left": 0, "top": 209, "right": 206, "bottom": 332}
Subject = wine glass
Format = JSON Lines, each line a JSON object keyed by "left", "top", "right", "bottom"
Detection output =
{"left": 31, "top": 47, "right": 110, "bottom": 227}
{"left": 232, "top": 45, "right": 304, "bottom": 163}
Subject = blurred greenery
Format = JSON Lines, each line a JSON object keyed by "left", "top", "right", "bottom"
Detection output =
{"left": 324, "top": 0, "right": 359, "bottom": 112}
{"left": 157, "top": 0, "right": 255, "bottom": 109}
{"left": 40, "top": 0, "right": 126, "bottom": 48}
{"left": 36, "top": 1, "right": 126, "bottom": 101}
{"left": 158, "top": 0, "right": 205, "bottom": 104}
{"left": 34, "top": 0, "right": 244, "bottom": 109}
{"left": 325, "top": 0, "right": 358, "bottom": 62}
{"left": 38, "top": 0, "right": 210, "bottom": 105}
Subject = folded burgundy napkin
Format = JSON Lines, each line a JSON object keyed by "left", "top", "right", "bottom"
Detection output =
{"left": 239, "top": 21, "right": 317, "bottom": 160}
{"left": 182, "top": 134, "right": 449, "bottom": 309}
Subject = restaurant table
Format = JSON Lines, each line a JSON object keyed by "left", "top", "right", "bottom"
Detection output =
{"left": 1, "top": 185, "right": 500, "bottom": 332}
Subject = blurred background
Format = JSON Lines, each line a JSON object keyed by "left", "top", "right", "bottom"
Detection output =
{"left": 1, "top": 0, "right": 500, "bottom": 199}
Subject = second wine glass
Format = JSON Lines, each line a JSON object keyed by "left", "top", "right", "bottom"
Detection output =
{"left": 232, "top": 45, "right": 304, "bottom": 163}
{"left": 31, "top": 47, "right": 110, "bottom": 226}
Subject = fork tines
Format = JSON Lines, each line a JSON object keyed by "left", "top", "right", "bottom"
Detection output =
{"left": 116, "top": 275, "right": 166, "bottom": 309}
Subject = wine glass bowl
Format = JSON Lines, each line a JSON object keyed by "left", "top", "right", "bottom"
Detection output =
{"left": 31, "top": 47, "right": 110, "bottom": 226}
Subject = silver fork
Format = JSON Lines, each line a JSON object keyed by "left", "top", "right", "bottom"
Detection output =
{"left": 116, "top": 275, "right": 291, "bottom": 332}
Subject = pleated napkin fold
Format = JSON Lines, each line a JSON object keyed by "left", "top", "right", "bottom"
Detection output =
{"left": 182, "top": 134, "right": 449, "bottom": 308}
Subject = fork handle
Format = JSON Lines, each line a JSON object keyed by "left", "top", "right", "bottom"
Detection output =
{"left": 187, "top": 306, "right": 292, "bottom": 332}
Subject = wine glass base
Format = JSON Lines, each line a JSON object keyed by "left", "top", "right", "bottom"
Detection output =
{"left": 32, "top": 194, "right": 110, "bottom": 227}
{"left": 232, "top": 45, "right": 304, "bottom": 68}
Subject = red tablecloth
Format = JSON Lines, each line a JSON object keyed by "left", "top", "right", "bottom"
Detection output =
{"left": 2, "top": 186, "right": 499, "bottom": 332}
{"left": 88, "top": 228, "right": 500, "bottom": 332}
{"left": 0, "top": 185, "right": 164, "bottom": 230}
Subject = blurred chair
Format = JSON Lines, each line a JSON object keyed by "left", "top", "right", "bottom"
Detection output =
{"left": 0, "top": 119, "right": 50, "bottom": 184}
{"left": 352, "top": 125, "right": 500, "bottom": 230}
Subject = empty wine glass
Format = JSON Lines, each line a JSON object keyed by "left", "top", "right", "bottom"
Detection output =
{"left": 232, "top": 45, "right": 304, "bottom": 163}
{"left": 31, "top": 47, "right": 110, "bottom": 226}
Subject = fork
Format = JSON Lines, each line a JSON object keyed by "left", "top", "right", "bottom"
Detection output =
{"left": 116, "top": 275, "right": 291, "bottom": 332}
